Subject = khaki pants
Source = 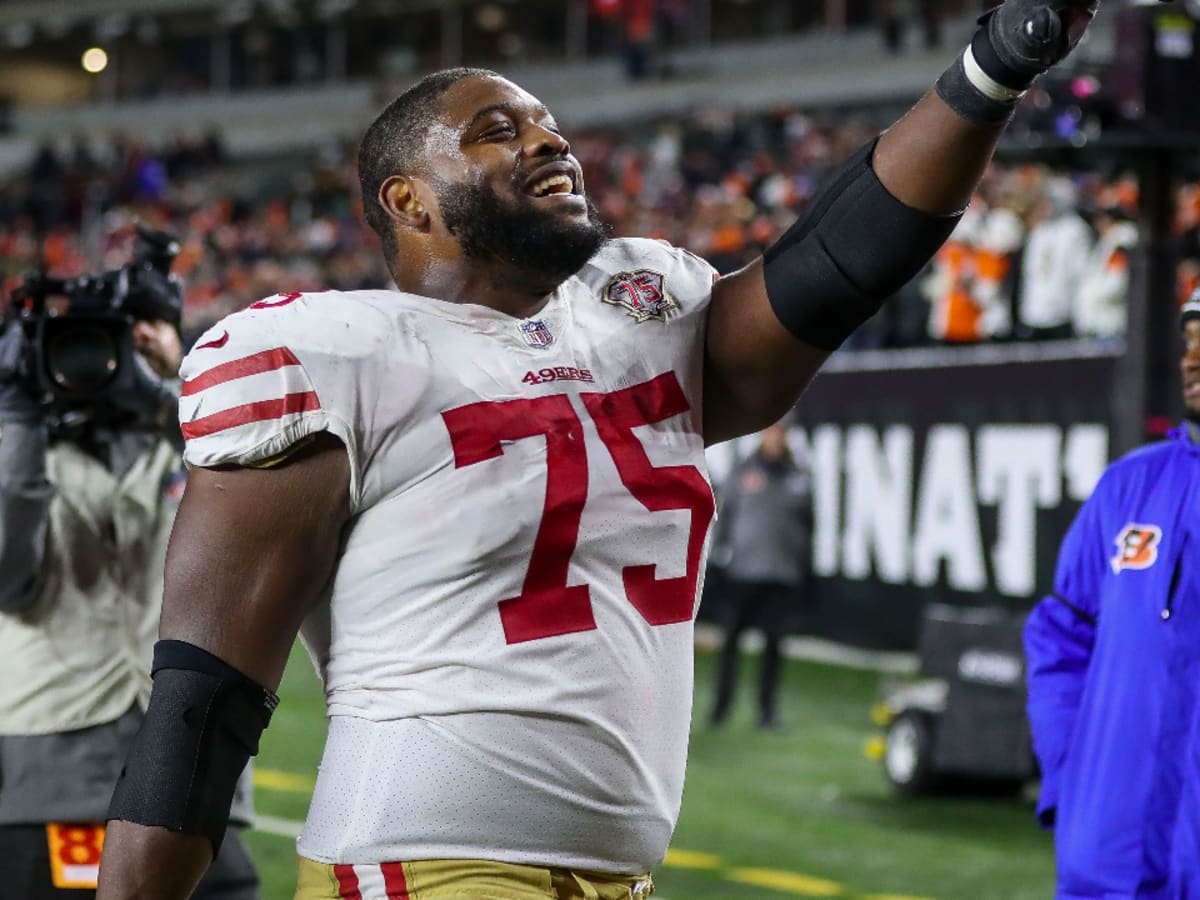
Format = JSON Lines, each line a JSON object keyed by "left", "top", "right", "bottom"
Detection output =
{"left": 295, "top": 856, "right": 654, "bottom": 900}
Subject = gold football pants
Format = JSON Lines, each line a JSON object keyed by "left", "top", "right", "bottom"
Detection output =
{"left": 295, "top": 855, "right": 654, "bottom": 900}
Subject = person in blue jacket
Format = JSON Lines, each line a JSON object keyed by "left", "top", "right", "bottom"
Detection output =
{"left": 1024, "top": 288, "right": 1200, "bottom": 899}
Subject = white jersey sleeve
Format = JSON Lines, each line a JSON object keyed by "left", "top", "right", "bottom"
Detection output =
{"left": 670, "top": 241, "right": 721, "bottom": 286}
{"left": 178, "top": 290, "right": 387, "bottom": 509}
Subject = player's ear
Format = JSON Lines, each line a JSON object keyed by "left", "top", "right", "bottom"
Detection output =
{"left": 379, "top": 175, "right": 429, "bottom": 231}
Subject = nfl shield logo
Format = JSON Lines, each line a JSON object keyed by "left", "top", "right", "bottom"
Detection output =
{"left": 518, "top": 319, "right": 554, "bottom": 348}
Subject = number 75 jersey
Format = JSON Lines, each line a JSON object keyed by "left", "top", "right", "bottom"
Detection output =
{"left": 179, "top": 237, "right": 719, "bottom": 870}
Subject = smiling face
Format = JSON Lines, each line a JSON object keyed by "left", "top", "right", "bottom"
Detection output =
{"left": 1183, "top": 319, "right": 1200, "bottom": 423}
{"left": 422, "top": 75, "right": 608, "bottom": 284}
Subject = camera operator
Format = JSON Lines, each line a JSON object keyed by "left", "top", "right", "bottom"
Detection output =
{"left": 0, "top": 244, "right": 259, "bottom": 898}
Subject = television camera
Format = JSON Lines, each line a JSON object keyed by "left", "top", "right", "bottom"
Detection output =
{"left": 4, "top": 224, "right": 183, "bottom": 433}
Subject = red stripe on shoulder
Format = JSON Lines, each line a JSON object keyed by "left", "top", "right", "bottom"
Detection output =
{"left": 382, "top": 862, "right": 410, "bottom": 900}
{"left": 181, "top": 391, "right": 320, "bottom": 441}
{"left": 333, "top": 864, "right": 362, "bottom": 900}
{"left": 182, "top": 347, "right": 301, "bottom": 397}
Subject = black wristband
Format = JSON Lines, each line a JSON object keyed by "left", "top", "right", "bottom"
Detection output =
{"left": 935, "top": 52, "right": 1020, "bottom": 126}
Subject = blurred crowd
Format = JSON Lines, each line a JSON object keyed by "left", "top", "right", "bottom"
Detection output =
{"left": 902, "top": 169, "right": 1200, "bottom": 348}
{"left": 0, "top": 132, "right": 390, "bottom": 346}
{"left": 2, "top": 105, "right": 1199, "bottom": 351}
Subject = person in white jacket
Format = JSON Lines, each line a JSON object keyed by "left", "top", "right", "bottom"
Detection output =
{"left": 1018, "top": 177, "right": 1092, "bottom": 340}
{"left": 0, "top": 293, "right": 258, "bottom": 899}
{"left": 1073, "top": 203, "right": 1138, "bottom": 340}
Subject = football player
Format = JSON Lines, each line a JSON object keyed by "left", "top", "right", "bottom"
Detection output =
{"left": 98, "top": 2, "right": 1099, "bottom": 897}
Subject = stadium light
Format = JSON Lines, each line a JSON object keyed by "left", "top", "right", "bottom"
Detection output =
{"left": 81, "top": 47, "right": 108, "bottom": 74}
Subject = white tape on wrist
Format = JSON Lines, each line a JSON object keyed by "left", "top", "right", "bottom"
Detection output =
{"left": 962, "top": 44, "right": 1027, "bottom": 104}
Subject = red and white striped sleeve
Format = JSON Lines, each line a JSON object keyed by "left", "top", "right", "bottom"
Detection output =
{"left": 180, "top": 346, "right": 319, "bottom": 444}
{"left": 178, "top": 305, "right": 354, "bottom": 473}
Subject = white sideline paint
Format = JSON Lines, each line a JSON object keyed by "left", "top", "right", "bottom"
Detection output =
{"left": 694, "top": 623, "right": 918, "bottom": 675}
{"left": 253, "top": 813, "right": 304, "bottom": 839}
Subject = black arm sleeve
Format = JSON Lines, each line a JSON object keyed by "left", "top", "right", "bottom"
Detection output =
{"left": 0, "top": 419, "right": 52, "bottom": 613}
{"left": 762, "top": 138, "right": 961, "bottom": 351}
{"left": 108, "top": 640, "right": 278, "bottom": 855}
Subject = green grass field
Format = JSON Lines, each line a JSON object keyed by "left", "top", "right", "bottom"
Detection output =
{"left": 244, "top": 646, "right": 1055, "bottom": 899}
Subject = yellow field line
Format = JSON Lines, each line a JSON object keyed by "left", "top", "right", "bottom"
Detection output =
{"left": 662, "top": 848, "right": 722, "bottom": 869}
{"left": 729, "top": 867, "right": 843, "bottom": 896}
{"left": 254, "top": 767, "right": 316, "bottom": 793}
{"left": 252, "top": 770, "right": 934, "bottom": 899}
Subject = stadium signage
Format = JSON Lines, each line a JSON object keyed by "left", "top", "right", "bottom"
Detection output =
{"left": 797, "top": 421, "right": 1107, "bottom": 599}
{"left": 785, "top": 344, "right": 1121, "bottom": 649}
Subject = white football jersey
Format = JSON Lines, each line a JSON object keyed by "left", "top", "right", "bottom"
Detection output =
{"left": 179, "top": 237, "right": 719, "bottom": 874}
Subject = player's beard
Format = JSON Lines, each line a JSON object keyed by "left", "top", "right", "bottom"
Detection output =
{"left": 436, "top": 178, "right": 609, "bottom": 284}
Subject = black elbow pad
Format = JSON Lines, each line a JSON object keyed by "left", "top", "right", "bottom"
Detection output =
{"left": 763, "top": 138, "right": 961, "bottom": 351}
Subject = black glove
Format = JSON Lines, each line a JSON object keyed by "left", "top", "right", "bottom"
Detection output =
{"left": 0, "top": 320, "right": 41, "bottom": 424}
{"left": 936, "top": 0, "right": 1100, "bottom": 124}
{"left": 977, "top": 0, "right": 1099, "bottom": 91}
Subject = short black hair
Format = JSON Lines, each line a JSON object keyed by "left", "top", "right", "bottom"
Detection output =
{"left": 357, "top": 67, "right": 500, "bottom": 258}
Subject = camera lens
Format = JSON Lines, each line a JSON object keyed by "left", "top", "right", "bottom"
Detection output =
{"left": 45, "top": 322, "right": 119, "bottom": 392}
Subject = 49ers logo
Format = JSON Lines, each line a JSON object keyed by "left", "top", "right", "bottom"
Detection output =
{"left": 1111, "top": 523, "right": 1163, "bottom": 574}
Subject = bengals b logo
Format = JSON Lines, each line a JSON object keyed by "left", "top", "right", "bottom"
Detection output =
{"left": 1111, "top": 523, "right": 1163, "bottom": 574}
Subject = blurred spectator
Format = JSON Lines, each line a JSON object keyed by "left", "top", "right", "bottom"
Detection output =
{"left": 976, "top": 225, "right": 1023, "bottom": 339}
{"left": 622, "top": 0, "right": 657, "bottom": 80}
{"left": 1074, "top": 185, "right": 1139, "bottom": 340}
{"left": 925, "top": 179, "right": 1026, "bottom": 345}
{"left": 878, "top": 0, "right": 907, "bottom": 54}
{"left": 918, "top": 0, "right": 945, "bottom": 48}
{"left": 25, "top": 142, "right": 66, "bottom": 233}
{"left": 1178, "top": 183, "right": 1200, "bottom": 305}
{"left": 926, "top": 205, "right": 988, "bottom": 343}
{"left": 1017, "top": 178, "right": 1092, "bottom": 341}
{"left": 589, "top": 0, "right": 626, "bottom": 56}
{"left": 709, "top": 422, "right": 813, "bottom": 731}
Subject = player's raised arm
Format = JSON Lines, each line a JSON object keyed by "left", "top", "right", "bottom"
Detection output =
{"left": 702, "top": 0, "right": 1099, "bottom": 444}
{"left": 97, "top": 434, "right": 351, "bottom": 899}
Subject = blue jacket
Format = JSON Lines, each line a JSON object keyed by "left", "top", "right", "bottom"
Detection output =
{"left": 1024, "top": 427, "right": 1200, "bottom": 900}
